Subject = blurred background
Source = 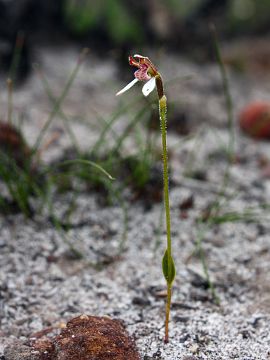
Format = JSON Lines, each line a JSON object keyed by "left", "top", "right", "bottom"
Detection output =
{"left": 1, "top": 0, "right": 270, "bottom": 81}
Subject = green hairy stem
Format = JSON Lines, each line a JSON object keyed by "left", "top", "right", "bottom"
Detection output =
{"left": 158, "top": 89, "right": 175, "bottom": 343}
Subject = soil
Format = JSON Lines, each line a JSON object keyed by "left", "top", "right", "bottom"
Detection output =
{"left": 0, "top": 43, "right": 270, "bottom": 359}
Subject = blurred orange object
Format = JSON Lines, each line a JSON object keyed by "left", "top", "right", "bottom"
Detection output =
{"left": 239, "top": 102, "right": 270, "bottom": 139}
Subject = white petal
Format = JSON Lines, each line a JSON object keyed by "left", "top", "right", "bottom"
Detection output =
{"left": 116, "top": 78, "right": 139, "bottom": 96}
{"left": 142, "top": 77, "right": 156, "bottom": 97}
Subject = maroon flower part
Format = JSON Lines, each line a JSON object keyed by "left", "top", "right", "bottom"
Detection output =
{"left": 129, "top": 55, "right": 158, "bottom": 75}
{"left": 116, "top": 54, "right": 158, "bottom": 97}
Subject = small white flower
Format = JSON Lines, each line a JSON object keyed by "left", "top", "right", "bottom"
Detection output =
{"left": 116, "top": 54, "right": 158, "bottom": 97}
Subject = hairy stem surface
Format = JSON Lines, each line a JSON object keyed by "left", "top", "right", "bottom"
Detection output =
{"left": 159, "top": 93, "right": 174, "bottom": 343}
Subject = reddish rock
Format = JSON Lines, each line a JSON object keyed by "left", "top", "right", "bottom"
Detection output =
{"left": 5, "top": 315, "right": 141, "bottom": 360}
{"left": 52, "top": 315, "right": 140, "bottom": 360}
{"left": 239, "top": 102, "right": 270, "bottom": 139}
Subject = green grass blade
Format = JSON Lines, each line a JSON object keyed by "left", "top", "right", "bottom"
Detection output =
{"left": 50, "top": 159, "right": 114, "bottom": 180}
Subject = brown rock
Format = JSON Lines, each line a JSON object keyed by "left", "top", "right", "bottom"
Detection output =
{"left": 0, "top": 121, "right": 31, "bottom": 168}
{"left": 5, "top": 315, "right": 141, "bottom": 360}
{"left": 52, "top": 315, "right": 140, "bottom": 359}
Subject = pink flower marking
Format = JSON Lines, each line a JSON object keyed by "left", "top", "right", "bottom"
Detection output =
{"left": 116, "top": 54, "right": 158, "bottom": 97}
{"left": 134, "top": 64, "right": 151, "bottom": 81}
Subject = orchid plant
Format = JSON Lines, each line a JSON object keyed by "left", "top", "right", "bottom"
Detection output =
{"left": 116, "top": 54, "right": 175, "bottom": 342}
